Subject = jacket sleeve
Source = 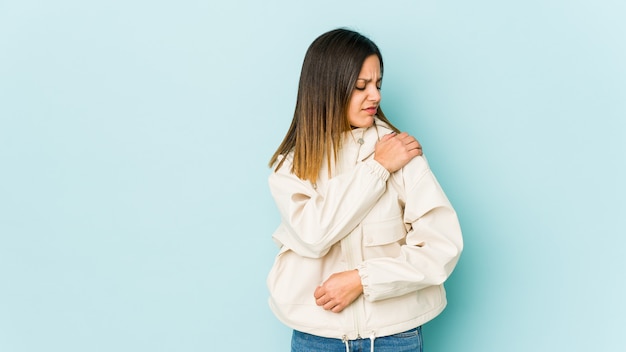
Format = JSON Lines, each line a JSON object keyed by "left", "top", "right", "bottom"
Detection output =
{"left": 269, "top": 156, "right": 390, "bottom": 259}
{"left": 356, "top": 157, "right": 463, "bottom": 301}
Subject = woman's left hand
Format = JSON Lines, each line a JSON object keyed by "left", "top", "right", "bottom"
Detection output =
{"left": 314, "top": 270, "right": 363, "bottom": 313}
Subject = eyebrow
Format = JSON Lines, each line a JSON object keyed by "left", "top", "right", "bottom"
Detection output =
{"left": 356, "top": 77, "right": 383, "bottom": 82}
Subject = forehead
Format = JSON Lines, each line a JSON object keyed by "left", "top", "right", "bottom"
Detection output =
{"left": 358, "top": 55, "right": 381, "bottom": 78}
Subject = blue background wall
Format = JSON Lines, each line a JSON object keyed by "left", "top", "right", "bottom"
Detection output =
{"left": 1, "top": 1, "right": 624, "bottom": 351}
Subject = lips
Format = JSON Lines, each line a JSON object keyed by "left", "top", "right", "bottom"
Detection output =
{"left": 364, "top": 107, "right": 378, "bottom": 115}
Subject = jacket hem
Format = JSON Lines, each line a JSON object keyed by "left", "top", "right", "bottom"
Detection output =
{"left": 268, "top": 295, "right": 447, "bottom": 340}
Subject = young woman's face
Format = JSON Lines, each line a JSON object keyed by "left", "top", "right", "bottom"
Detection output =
{"left": 347, "top": 55, "right": 382, "bottom": 128}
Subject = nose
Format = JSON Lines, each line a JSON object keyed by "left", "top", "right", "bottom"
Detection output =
{"left": 368, "top": 85, "right": 381, "bottom": 103}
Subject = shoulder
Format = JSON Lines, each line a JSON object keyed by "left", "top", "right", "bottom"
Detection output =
{"left": 270, "top": 151, "right": 295, "bottom": 175}
{"left": 395, "top": 155, "right": 431, "bottom": 185}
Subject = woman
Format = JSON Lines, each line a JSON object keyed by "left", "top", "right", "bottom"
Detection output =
{"left": 267, "top": 28, "right": 463, "bottom": 352}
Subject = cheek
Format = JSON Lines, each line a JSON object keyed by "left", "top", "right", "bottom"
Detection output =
{"left": 350, "top": 101, "right": 359, "bottom": 113}
{"left": 348, "top": 99, "right": 362, "bottom": 121}
{"left": 349, "top": 94, "right": 363, "bottom": 111}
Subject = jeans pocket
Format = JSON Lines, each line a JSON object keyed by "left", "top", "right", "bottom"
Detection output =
{"left": 388, "top": 326, "right": 421, "bottom": 339}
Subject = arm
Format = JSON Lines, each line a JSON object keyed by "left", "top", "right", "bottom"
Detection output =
{"left": 269, "top": 132, "right": 422, "bottom": 259}
{"left": 269, "top": 158, "right": 390, "bottom": 258}
{"left": 356, "top": 157, "right": 463, "bottom": 301}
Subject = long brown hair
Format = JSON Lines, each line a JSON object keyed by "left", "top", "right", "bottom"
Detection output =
{"left": 269, "top": 28, "right": 399, "bottom": 183}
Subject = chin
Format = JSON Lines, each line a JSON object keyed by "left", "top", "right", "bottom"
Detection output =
{"left": 350, "top": 116, "right": 374, "bottom": 128}
{"left": 361, "top": 117, "right": 375, "bottom": 127}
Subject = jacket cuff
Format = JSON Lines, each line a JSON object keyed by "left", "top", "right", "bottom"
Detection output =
{"left": 364, "top": 159, "right": 390, "bottom": 182}
{"left": 356, "top": 263, "right": 373, "bottom": 301}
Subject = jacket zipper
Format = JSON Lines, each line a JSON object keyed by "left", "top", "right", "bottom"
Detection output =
{"left": 341, "top": 228, "right": 363, "bottom": 339}
{"left": 342, "top": 134, "right": 367, "bottom": 341}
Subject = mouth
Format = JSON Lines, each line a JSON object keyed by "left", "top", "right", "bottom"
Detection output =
{"left": 363, "top": 106, "right": 378, "bottom": 115}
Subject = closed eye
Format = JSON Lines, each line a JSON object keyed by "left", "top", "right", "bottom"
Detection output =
{"left": 354, "top": 79, "right": 383, "bottom": 91}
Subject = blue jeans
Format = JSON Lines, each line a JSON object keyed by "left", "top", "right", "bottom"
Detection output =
{"left": 291, "top": 326, "right": 423, "bottom": 352}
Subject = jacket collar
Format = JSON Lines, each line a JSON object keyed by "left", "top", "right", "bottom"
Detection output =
{"left": 356, "top": 117, "right": 393, "bottom": 161}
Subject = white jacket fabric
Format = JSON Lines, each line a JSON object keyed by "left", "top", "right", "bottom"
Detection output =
{"left": 267, "top": 119, "right": 463, "bottom": 340}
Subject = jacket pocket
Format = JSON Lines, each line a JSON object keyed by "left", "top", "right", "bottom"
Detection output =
{"left": 361, "top": 216, "right": 407, "bottom": 259}
{"left": 362, "top": 216, "right": 407, "bottom": 246}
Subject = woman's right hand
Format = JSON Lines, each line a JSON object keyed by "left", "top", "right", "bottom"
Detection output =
{"left": 374, "top": 132, "right": 423, "bottom": 173}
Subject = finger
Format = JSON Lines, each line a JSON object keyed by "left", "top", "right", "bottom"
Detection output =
{"left": 313, "top": 285, "right": 324, "bottom": 299}
{"left": 405, "top": 140, "right": 421, "bottom": 150}
{"left": 395, "top": 132, "right": 409, "bottom": 139}
{"left": 330, "top": 304, "right": 345, "bottom": 313}
{"left": 323, "top": 300, "right": 337, "bottom": 311}
{"left": 402, "top": 134, "right": 422, "bottom": 150}
{"left": 398, "top": 134, "right": 416, "bottom": 145}
{"left": 379, "top": 131, "right": 397, "bottom": 142}
{"left": 409, "top": 149, "right": 422, "bottom": 158}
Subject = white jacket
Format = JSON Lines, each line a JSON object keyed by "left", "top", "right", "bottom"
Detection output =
{"left": 267, "top": 119, "right": 463, "bottom": 340}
